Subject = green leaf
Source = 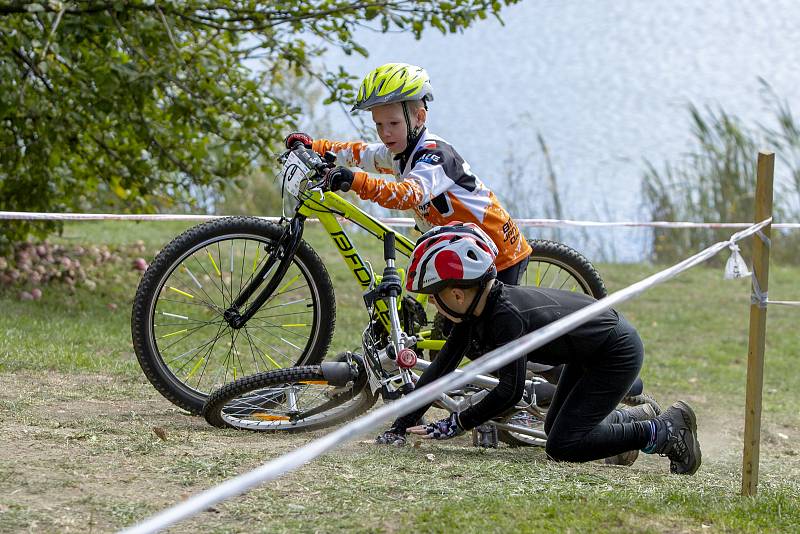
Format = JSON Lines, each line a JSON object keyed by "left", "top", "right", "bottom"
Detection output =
{"left": 364, "top": 6, "right": 380, "bottom": 21}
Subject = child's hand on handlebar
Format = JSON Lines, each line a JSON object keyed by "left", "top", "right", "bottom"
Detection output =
{"left": 326, "top": 167, "right": 355, "bottom": 192}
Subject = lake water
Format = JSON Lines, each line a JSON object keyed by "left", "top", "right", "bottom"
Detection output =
{"left": 317, "top": 0, "right": 800, "bottom": 261}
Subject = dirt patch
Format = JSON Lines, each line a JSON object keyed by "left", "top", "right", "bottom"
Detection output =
{"left": 1, "top": 371, "right": 798, "bottom": 533}
{"left": 0, "top": 372, "right": 321, "bottom": 532}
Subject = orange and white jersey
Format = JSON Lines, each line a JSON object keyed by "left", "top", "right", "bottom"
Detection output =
{"left": 312, "top": 130, "right": 531, "bottom": 271}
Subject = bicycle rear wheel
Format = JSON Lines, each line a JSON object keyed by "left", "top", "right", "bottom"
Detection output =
{"left": 524, "top": 239, "right": 606, "bottom": 298}
{"left": 203, "top": 365, "right": 377, "bottom": 432}
{"left": 131, "top": 216, "right": 335, "bottom": 414}
{"left": 428, "top": 240, "right": 605, "bottom": 360}
{"left": 497, "top": 395, "right": 663, "bottom": 447}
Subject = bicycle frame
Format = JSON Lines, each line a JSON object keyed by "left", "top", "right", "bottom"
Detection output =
{"left": 265, "top": 186, "right": 445, "bottom": 351}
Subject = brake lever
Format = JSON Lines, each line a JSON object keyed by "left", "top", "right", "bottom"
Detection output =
{"left": 276, "top": 149, "right": 291, "bottom": 164}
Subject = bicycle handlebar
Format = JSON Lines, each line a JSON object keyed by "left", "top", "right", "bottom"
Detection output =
{"left": 384, "top": 232, "right": 396, "bottom": 262}
{"left": 288, "top": 144, "right": 340, "bottom": 192}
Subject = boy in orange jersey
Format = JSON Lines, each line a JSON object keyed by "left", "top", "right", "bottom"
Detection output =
{"left": 285, "top": 62, "right": 531, "bottom": 284}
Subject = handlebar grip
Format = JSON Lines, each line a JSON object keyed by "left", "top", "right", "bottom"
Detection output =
{"left": 384, "top": 232, "right": 396, "bottom": 261}
{"left": 338, "top": 180, "right": 351, "bottom": 193}
{"left": 290, "top": 141, "right": 306, "bottom": 150}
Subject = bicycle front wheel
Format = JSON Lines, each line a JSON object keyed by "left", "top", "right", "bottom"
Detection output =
{"left": 131, "top": 216, "right": 335, "bottom": 414}
{"left": 203, "top": 365, "right": 377, "bottom": 432}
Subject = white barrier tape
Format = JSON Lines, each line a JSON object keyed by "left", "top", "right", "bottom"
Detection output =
{"left": 1, "top": 211, "right": 798, "bottom": 229}
{"left": 766, "top": 300, "right": 800, "bottom": 307}
{"left": 513, "top": 218, "right": 795, "bottom": 229}
{"left": 120, "top": 217, "right": 772, "bottom": 534}
{"left": 0, "top": 211, "right": 277, "bottom": 222}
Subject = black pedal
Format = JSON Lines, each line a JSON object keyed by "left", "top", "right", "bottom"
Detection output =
{"left": 472, "top": 423, "right": 499, "bottom": 448}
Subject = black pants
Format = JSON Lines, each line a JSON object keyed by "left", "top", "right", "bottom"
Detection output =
{"left": 543, "top": 315, "right": 651, "bottom": 462}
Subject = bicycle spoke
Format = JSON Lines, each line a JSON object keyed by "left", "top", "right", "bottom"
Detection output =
{"left": 247, "top": 319, "right": 313, "bottom": 340}
{"left": 238, "top": 240, "right": 247, "bottom": 299}
{"left": 244, "top": 329, "right": 298, "bottom": 367}
{"left": 179, "top": 264, "right": 227, "bottom": 311}
{"left": 247, "top": 309, "right": 313, "bottom": 320}
{"left": 158, "top": 321, "right": 225, "bottom": 352}
{"left": 192, "top": 254, "right": 227, "bottom": 308}
{"left": 156, "top": 317, "right": 222, "bottom": 327}
{"left": 189, "top": 319, "right": 234, "bottom": 390}
{"left": 240, "top": 328, "right": 270, "bottom": 373}
{"left": 242, "top": 327, "right": 287, "bottom": 370}
{"left": 234, "top": 244, "right": 273, "bottom": 305}
{"left": 165, "top": 329, "right": 229, "bottom": 368}
{"left": 175, "top": 323, "right": 227, "bottom": 388}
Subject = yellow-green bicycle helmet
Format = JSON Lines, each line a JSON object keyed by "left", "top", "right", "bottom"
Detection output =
{"left": 351, "top": 63, "right": 434, "bottom": 112}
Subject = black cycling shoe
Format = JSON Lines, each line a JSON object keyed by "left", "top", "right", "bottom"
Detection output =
{"left": 652, "top": 401, "right": 702, "bottom": 475}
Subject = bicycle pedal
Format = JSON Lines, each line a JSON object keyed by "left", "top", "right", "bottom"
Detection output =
{"left": 472, "top": 423, "right": 498, "bottom": 448}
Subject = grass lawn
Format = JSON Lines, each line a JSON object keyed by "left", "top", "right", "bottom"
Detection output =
{"left": 0, "top": 220, "right": 798, "bottom": 533}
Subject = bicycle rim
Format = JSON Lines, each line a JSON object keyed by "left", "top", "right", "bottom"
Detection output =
{"left": 205, "top": 368, "right": 376, "bottom": 432}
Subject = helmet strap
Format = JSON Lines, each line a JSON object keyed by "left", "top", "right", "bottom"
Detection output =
{"left": 401, "top": 101, "right": 423, "bottom": 147}
{"left": 434, "top": 275, "right": 493, "bottom": 322}
{"left": 395, "top": 102, "right": 425, "bottom": 170}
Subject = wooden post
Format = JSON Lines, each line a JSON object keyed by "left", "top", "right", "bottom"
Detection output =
{"left": 741, "top": 151, "right": 774, "bottom": 496}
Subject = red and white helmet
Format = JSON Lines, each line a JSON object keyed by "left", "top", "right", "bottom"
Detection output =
{"left": 405, "top": 222, "right": 498, "bottom": 294}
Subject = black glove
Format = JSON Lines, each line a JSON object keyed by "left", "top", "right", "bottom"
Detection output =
{"left": 375, "top": 426, "right": 407, "bottom": 446}
{"left": 327, "top": 167, "right": 355, "bottom": 192}
{"left": 408, "top": 412, "right": 464, "bottom": 440}
{"left": 284, "top": 132, "right": 313, "bottom": 149}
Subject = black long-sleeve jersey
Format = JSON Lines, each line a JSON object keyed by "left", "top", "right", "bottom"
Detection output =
{"left": 395, "top": 281, "right": 622, "bottom": 431}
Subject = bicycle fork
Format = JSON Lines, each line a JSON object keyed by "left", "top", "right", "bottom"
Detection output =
{"left": 363, "top": 232, "right": 417, "bottom": 397}
{"left": 223, "top": 215, "right": 306, "bottom": 334}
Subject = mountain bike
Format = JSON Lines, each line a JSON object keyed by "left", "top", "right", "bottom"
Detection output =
{"left": 131, "top": 142, "right": 607, "bottom": 415}
{"left": 202, "top": 232, "right": 660, "bottom": 450}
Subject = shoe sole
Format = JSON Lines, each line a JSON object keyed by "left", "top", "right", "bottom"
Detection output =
{"left": 604, "top": 449, "right": 639, "bottom": 466}
{"left": 673, "top": 400, "right": 702, "bottom": 475}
